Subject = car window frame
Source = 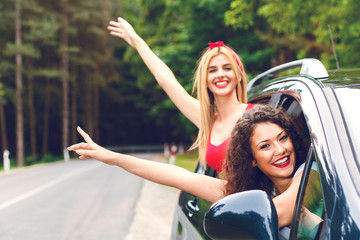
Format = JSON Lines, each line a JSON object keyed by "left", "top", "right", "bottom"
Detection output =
{"left": 266, "top": 91, "right": 323, "bottom": 239}
{"left": 269, "top": 90, "right": 326, "bottom": 240}
{"left": 289, "top": 146, "right": 325, "bottom": 239}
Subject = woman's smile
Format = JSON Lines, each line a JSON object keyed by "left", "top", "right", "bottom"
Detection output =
{"left": 272, "top": 155, "right": 291, "bottom": 168}
{"left": 214, "top": 80, "right": 230, "bottom": 88}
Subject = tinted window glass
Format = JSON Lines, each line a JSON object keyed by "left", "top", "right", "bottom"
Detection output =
{"left": 296, "top": 159, "right": 324, "bottom": 239}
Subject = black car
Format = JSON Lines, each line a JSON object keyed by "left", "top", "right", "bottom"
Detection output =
{"left": 170, "top": 58, "right": 360, "bottom": 239}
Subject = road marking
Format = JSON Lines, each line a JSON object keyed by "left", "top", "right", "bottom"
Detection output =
{"left": 0, "top": 162, "right": 101, "bottom": 211}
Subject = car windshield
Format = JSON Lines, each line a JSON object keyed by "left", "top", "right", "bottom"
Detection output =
{"left": 333, "top": 87, "right": 360, "bottom": 163}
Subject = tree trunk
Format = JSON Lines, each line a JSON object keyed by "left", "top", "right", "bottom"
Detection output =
{"left": 84, "top": 69, "right": 93, "bottom": 136}
{"left": 94, "top": 82, "right": 99, "bottom": 143}
{"left": 93, "top": 64, "right": 100, "bottom": 143}
{"left": 71, "top": 64, "right": 77, "bottom": 146}
{"left": 41, "top": 79, "right": 50, "bottom": 157}
{"left": 60, "top": 0, "right": 69, "bottom": 154}
{"left": 26, "top": 58, "right": 37, "bottom": 157}
{"left": 0, "top": 104, "right": 8, "bottom": 151}
{"left": 15, "top": 0, "right": 24, "bottom": 166}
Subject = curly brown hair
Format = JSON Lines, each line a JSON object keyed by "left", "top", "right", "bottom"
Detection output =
{"left": 222, "top": 104, "right": 308, "bottom": 196}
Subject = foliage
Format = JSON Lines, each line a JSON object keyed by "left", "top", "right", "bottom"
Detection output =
{"left": 39, "top": 153, "right": 63, "bottom": 164}
{"left": 225, "top": 0, "right": 360, "bottom": 69}
{"left": 0, "top": 76, "right": 4, "bottom": 100}
{"left": 25, "top": 153, "right": 63, "bottom": 166}
{"left": 0, "top": 0, "right": 358, "bottom": 166}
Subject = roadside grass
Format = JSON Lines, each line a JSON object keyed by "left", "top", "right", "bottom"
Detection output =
{"left": 1, "top": 151, "right": 199, "bottom": 172}
{"left": 174, "top": 151, "right": 199, "bottom": 172}
{"left": 0, "top": 154, "right": 64, "bottom": 171}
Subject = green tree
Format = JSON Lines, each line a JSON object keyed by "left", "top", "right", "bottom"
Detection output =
{"left": 0, "top": 76, "right": 8, "bottom": 152}
{"left": 225, "top": 0, "right": 360, "bottom": 68}
{"left": 14, "top": 0, "right": 25, "bottom": 166}
{"left": 0, "top": 0, "right": 14, "bottom": 155}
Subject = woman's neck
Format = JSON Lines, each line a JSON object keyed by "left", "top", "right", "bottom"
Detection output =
{"left": 210, "top": 93, "right": 246, "bottom": 144}
{"left": 214, "top": 94, "right": 244, "bottom": 122}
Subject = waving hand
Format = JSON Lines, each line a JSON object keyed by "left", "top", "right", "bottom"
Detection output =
{"left": 67, "top": 126, "right": 117, "bottom": 165}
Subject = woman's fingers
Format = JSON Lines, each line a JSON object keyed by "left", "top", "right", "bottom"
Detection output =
{"left": 109, "top": 20, "right": 120, "bottom": 27}
{"left": 75, "top": 149, "right": 91, "bottom": 158}
{"left": 108, "top": 18, "right": 126, "bottom": 31}
{"left": 107, "top": 25, "right": 124, "bottom": 39}
{"left": 66, "top": 127, "right": 100, "bottom": 159}
{"left": 77, "top": 126, "right": 94, "bottom": 145}
{"left": 107, "top": 26, "right": 120, "bottom": 32}
{"left": 67, "top": 142, "right": 90, "bottom": 151}
{"left": 67, "top": 143, "right": 77, "bottom": 151}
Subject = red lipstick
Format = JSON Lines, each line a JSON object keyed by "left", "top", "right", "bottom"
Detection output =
{"left": 272, "top": 156, "right": 290, "bottom": 168}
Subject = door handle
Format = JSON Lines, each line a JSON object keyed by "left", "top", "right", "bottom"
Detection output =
{"left": 186, "top": 197, "right": 199, "bottom": 217}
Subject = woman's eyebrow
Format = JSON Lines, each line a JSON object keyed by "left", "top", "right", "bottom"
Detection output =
{"left": 208, "top": 63, "right": 232, "bottom": 69}
{"left": 255, "top": 130, "right": 286, "bottom": 147}
{"left": 278, "top": 130, "right": 286, "bottom": 137}
{"left": 256, "top": 139, "right": 269, "bottom": 148}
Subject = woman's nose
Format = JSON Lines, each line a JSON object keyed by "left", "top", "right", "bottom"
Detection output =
{"left": 217, "top": 69, "right": 225, "bottom": 78}
{"left": 274, "top": 142, "right": 286, "bottom": 155}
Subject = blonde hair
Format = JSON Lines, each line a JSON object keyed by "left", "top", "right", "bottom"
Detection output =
{"left": 190, "top": 45, "right": 248, "bottom": 168}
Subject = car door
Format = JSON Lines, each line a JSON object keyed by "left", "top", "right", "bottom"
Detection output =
{"left": 171, "top": 163, "right": 215, "bottom": 240}
{"left": 288, "top": 81, "right": 360, "bottom": 239}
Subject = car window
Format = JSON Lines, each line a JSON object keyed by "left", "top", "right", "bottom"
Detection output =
{"left": 295, "top": 154, "right": 324, "bottom": 239}
{"left": 275, "top": 94, "right": 324, "bottom": 239}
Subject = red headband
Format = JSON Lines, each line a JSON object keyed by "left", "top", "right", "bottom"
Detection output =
{"left": 207, "top": 41, "right": 243, "bottom": 70}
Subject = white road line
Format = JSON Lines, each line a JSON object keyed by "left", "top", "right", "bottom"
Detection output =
{"left": 0, "top": 162, "right": 101, "bottom": 211}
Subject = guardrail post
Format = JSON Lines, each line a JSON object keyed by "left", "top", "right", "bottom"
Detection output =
{"left": 169, "top": 143, "right": 177, "bottom": 165}
{"left": 3, "top": 150, "right": 10, "bottom": 173}
{"left": 164, "top": 143, "right": 170, "bottom": 157}
{"left": 64, "top": 148, "right": 70, "bottom": 162}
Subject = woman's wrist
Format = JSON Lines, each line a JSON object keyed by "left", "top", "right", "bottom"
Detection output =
{"left": 132, "top": 35, "right": 147, "bottom": 50}
{"left": 105, "top": 150, "right": 122, "bottom": 166}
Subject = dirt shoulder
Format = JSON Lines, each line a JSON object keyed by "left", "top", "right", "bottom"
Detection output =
{"left": 125, "top": 155, "right": 180, "bottom": 240}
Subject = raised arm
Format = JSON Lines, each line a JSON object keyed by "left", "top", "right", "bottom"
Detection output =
{"left": 272, "top": 172, "right": 303, "bottom": 228}
{"left": 108, "top": 17, "right": 200, "bottom": 127}
{"left": 67, "top": 127, "right": 223, "bottom": 202}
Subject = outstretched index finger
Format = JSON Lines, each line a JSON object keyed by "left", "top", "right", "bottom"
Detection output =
{"left": 77, "top": 126, "right": 94, "bottom": 144}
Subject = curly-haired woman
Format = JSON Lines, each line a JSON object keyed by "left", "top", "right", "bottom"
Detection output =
{"left": 68, "top": 104, "right": 318, "bottom": 228}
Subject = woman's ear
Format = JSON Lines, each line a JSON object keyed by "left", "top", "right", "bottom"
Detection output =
{"left": 252, "top": 159, "right": 257, "bottom": 167}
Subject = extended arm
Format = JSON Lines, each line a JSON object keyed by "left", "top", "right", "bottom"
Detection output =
{"left": 272, "top": 172, "right": 302, "bottom": 228}
{"left": 68, "top": 127, "right": 223, "bottom": 202}
{"left": 108, "top": 17, "right": 200, "bottom": 127}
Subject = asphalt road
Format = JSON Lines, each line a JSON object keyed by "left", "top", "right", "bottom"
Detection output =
{"left": 0, "top": 154, "right": 156, "bottom": 240}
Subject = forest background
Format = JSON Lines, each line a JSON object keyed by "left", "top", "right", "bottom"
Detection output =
{"left": 0, "top": 0, "right": 359, "bottom": 166}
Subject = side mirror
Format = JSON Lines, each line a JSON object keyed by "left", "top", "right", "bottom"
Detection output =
{"left": 204, "top": 190, "right": 279, "bottom": 240}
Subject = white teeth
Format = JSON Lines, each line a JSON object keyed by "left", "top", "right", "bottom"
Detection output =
{"left": 273, "top": 157, "right": 288, "bottom": 165}
{"left": 215, "top": 81, "right": 228, "bottom": 86}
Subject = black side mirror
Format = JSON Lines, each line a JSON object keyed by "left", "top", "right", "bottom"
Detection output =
{"left": 204, "top": 190, "right": 279, "bottom": 240}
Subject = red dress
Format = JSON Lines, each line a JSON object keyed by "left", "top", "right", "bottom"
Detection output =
{"left": 206, "top": 103, "right": 255, "bottom": 173}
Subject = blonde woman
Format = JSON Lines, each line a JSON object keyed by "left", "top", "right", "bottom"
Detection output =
{"left": 108, "top": 17, "right": 254, "bottom": 173}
